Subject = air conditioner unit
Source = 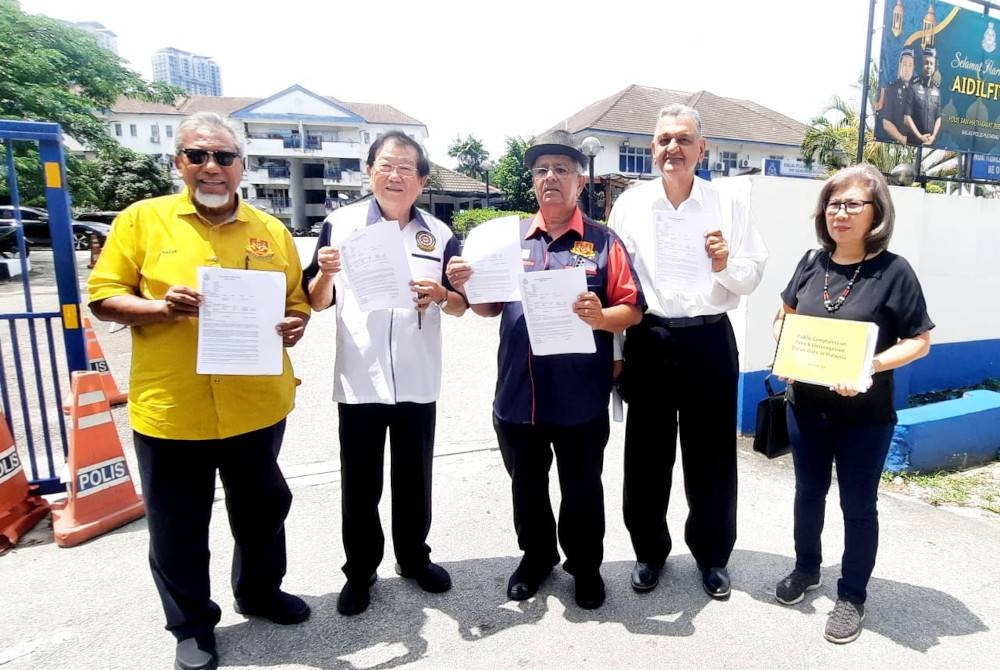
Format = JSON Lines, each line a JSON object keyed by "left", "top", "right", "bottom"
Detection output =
{"left": 739, "top": 159, "right": 750, "bottom": 168}
{"left": 713, "top": 162, "right": 725, "bottom": 171}
{"left": 149, "top": 136, "right": 160, "bottom": 143}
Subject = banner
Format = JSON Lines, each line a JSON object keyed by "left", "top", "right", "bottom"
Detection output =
{"left": 876, "top": 0, "right": 1000, "bottom": 155}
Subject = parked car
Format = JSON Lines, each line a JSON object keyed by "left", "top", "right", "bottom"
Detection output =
{"left": 75, "top": 211, "right": 120, "bottom": 225}
{"left": 0, "top": 205, "right": 111, "bottom": 251}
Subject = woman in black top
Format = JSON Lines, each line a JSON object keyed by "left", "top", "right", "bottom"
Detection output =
{"left": 772, "top": 163, "right": 933, "bottom": 644}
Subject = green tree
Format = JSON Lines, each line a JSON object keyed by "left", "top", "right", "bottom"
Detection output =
{"left": 801, "top": 95, "right": 916, "bottom": 174}
{"left": 491, "top": 136, "right": 536, "bottom": 212}
{"left": 0, "top": 0, "right": 179, "bottom": 205}
{"left": 447, "top": 134, "right": 491, "bottom": 179}
{"left": 82, "top": 145, "right": 174, "bottom": 211}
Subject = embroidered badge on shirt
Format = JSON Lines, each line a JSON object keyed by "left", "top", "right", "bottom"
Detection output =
{"left": 570, "top": 241, "right": 596, "bottom": 259}
{"left": 246, "top": 237, "right": 274, "bottom": 260}
{"left": 415, "top": 230, "right": 436, "bottom": 252}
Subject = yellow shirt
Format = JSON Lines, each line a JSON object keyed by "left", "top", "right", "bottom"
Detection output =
{"left": 87, "top": 192, "right": 311, "bottom": 440}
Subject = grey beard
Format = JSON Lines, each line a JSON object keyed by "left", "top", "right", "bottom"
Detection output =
{"left": 194, "top": 189, "right": 234, "bottom": 210}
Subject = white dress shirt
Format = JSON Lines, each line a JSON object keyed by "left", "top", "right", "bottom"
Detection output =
{"left": 608, "top": 176, "right": 767, "bottom": 318}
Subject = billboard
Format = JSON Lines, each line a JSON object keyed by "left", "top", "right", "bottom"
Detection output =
{"left": 875, "top": 0, "right": 1000, "bottom": 155}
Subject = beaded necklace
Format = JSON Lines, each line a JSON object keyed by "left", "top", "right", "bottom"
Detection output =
{"left": 823, "top": 254, "right": 863, "bottom": 313}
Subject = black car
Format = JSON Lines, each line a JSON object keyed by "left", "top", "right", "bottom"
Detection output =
{"left": 0, "top": 205, "right": 111, "bottom": 251}
{"left": 75, "top": 211, "right": 120, "bottom": 225}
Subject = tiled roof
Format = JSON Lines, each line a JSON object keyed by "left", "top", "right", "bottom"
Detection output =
{"left": 549, "top": 84, "right": 809, "bottom": 147}
{"left": 110, "top": 94, "right": 424, "bottom": 126}
{"left": 427, "top": 163, "right": 501, "bottom": 195}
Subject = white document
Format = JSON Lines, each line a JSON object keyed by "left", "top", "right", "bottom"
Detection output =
{"left": 196, "top": 267, "right": 285, "bottom": 376}
{"left": 652, "top": 210, "right": 712, "bottom": 294}
{"left": 519, "top": 267, "right": 595, "bottom": 356}
{"left": 339, "top": 220, "right": 414, "bottom": 312}
{"left": 461, "top": 215, "right": 523, "bottom": 304}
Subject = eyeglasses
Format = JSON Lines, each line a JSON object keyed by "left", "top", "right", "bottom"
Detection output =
{"left": 373, "top": 162, "right": 419, "bottom": 178}
{"left": 825, "top": 199, "right": 874, "bottom": 215}
{"left": 179, "top": 148, "right": 241, "bottom": 167}
{"left": 530, "top": 165, "right": 578, "bottom": 179}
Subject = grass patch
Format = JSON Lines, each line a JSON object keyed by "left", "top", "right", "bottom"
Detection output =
{"left": 883, "top": 467, "right": 1000, "bottom": 515}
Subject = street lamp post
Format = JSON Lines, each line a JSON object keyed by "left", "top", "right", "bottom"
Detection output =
{"left": 580, "top": 136, "right": 603, "bottom": 219}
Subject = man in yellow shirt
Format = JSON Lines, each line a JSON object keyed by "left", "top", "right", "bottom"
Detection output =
{"left": 88, "top": 112, "right": 310, "bottom": 670}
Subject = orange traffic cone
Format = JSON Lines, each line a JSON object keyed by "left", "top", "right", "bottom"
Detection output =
{"left": 1, "top": 413, "right": 51, "bottom": 554}
{"left": 62, "top": 317, "right": 127, "bottom": 412}
{"left": 51, "top": 371, "right": 145, "bottom": 547}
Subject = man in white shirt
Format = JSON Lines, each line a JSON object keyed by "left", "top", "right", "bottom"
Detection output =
{"left": 608, "top": 104, "right": 767, "bottom": 599}
{"left": 302, "top": 131, "right": 468, "bottom": 616}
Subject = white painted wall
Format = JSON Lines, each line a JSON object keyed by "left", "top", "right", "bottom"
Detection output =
{"left": 711, "top": 175, "right": 1000, "bottom": 374}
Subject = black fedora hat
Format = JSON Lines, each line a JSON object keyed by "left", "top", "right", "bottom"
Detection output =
{"left": 524, "top": 129, "right": 587, "bottom": 170}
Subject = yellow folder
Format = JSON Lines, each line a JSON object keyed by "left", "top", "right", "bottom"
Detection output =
{"left": 772, "top": 313, "right": 879, "bottom": 389}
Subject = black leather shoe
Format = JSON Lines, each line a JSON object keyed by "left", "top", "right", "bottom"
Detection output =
{"left": 574, "top": 572, "right": 606, "bottom": 610}
{"left": 234, "top": 591, "right": 311, "bottom": 624}
{"left": 336, "top": 577, "right": 375, "bottom": 616}
{"left": 630, "top": 561, "right": 661, "bottom": 592}
{"left": 174, "top": 634, "right": 217, "bottom": 670}
{"left": 701, "top": 566, "right": 731, "bottom": 599}
{"left": 395, "top": 562, "right": 452, "bottom": 593}
{"left": 506, "top": 559, "right": 554, "bottom": 601}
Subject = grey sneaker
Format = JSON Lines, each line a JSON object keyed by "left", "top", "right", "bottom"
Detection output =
{"left": 824, "top": 599, "right": 865, "bottom": 644}
{"left": 774, "top": 570, "right": 822, "bottom": 605}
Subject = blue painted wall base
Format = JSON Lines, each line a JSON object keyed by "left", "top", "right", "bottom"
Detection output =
{"left": 885, "top": 390, "right": 1000, "bottom": 473}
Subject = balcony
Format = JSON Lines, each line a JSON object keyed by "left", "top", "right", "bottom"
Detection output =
{"left": 247, "top": 197, "right": 291, "bottom": 214}
{"left": 245, "top": 134, "right": 363, "bottom": 160}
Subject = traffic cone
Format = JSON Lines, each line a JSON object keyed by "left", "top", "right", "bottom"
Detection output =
{"left": 62, "top": 317, "right": 127, "bottom": 412}
{"left": 51, "top": 371, "right": 145, "bottom": 548}
{"left": 1, "top": 413, "right": 51, "bottom": 554}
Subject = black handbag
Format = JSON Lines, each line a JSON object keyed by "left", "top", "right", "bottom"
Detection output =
{"left": 752, "top": 375, "right": 791, "bottom": 458}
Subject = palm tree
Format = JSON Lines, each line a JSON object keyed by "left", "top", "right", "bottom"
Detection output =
{"left": 801, "top": 95, "right": 916, "bottom": 174}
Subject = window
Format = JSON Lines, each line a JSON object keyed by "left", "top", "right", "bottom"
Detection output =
{"left": 151, "top": 125, "right": 160, "bottom": 140}
{"left": 699, "top": 151, "right": 711, "bottom": 172}
{"left": 113, "top": 123, "right": 122, "bottom": 137}
{"left": 720, "top": 150, "right": 738, "bottom": 174}
{"left": 619, "top": 145, "right": 652, "bottom": 174}
{"left": 165, "top": 125, "right": 173, "bottom": 138}
{"left": 129, "top": 124, "right": 137, "bottom": 137}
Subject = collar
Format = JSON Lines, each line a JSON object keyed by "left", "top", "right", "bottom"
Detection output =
{"left": 177, "top": 189, "right": 246, "bottom": 225}
{"left": 524, "top": 207, "right": 584, "bottom": 240}
{"left": 366, "top": 199, "right": 428, "bottom": 230}
{"left": 658, "top": 175, "right": 706, "bottom": 210}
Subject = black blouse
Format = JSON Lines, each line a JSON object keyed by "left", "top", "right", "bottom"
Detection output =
{"left": 780, "top": 249, "right": 935, "bottom": 424}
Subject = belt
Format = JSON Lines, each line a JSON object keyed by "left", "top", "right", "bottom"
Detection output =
{"left": 646, "top": 313, "right": 725, "bottom": 328}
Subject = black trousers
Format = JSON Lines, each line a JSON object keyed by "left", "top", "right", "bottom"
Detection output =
{"left": 788, "top": 407, "right": 895, "bottom": 604}
{"left": 134, "top": 421, "right": 291, "bottom": 641}
{"left": 494, "top": 414, "right": 609, "bottom": 577}
{"left": 338, "top": 401, "right": 435, "bottom": 582}
{"left": 622, "top": 314, "right": 739, "bottom": 569}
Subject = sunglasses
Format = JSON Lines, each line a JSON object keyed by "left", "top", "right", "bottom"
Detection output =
{"left": 180, "top": 148, "right": 241, "bottom": 167}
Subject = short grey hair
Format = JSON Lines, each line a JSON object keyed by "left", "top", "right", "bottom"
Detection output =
{"left": 657, "top": 104, "right": 703, "bottom": 136}
{"left": 174, "top": 112, "right": 245, "bottom": 156}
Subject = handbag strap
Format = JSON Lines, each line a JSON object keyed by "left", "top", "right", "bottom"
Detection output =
{"left": 763, "top": 374, "right": 782, "bottom": 398}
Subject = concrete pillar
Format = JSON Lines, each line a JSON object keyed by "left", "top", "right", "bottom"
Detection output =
{"left": 290, "top": 158, "right": 306, "bottom": 232}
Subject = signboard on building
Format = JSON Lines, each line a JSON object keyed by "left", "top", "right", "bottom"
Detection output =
{"left": 762, "top": 159, "right": 825, "bottom": 179}
{"left": 876, "top": 0, "right": 1000, "bottom": 158}
{"left": 971, "top": 153, "right": 1000, "bottom": 179}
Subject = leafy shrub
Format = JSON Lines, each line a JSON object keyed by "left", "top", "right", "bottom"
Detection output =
{"left": 451, "top": 208, "right": 533, "bottom": 239}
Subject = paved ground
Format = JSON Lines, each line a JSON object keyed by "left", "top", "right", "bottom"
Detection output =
{"left": 1, "top": 243, "right": 999, "bottom": 669}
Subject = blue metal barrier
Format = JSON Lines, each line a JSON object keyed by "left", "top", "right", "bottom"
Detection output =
{"left": 1, "top": 120, "right": 89, "bottom": 494}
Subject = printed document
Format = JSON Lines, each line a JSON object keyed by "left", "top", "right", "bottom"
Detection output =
{"left": 339, "top": 220, "right": 413, "bottom": 311}
{"left": 461, "top": 215, "right": 523, "bottom": 304}
{"left": 652, "top": 210, "right": 712, "bottom": 294}
{"left": 196, "top": 267, "right": 284, "bottom": 376}
{"left": 773, "top": 313, "right": 879, "bottom": 389}
{"left": 519, "top": 267, "right": 595, "bottom": 356}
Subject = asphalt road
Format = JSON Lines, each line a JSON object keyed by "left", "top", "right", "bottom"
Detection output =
{"left": 1, "top": 243, "right": 999, "bottom": 669}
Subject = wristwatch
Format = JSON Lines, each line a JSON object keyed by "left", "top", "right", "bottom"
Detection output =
{"left": 436, "top": 292, "right": 448, "bottom": 308}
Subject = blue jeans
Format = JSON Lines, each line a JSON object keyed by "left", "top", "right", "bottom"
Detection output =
{"left": 787, "top": 405, "right": 894, "bottom": 604}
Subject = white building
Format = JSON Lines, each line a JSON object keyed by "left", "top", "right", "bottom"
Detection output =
{"left": 547, "top": 84, "right": 817, "bottom": 218}
{"left": 62, "top": 20, "right": 118, "bottom": 54}
{"left": 152, "top": 47, "right": 223, "bottom": 97}
{"left": 104, "top": 84, "right": 431, "bottom": 231}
